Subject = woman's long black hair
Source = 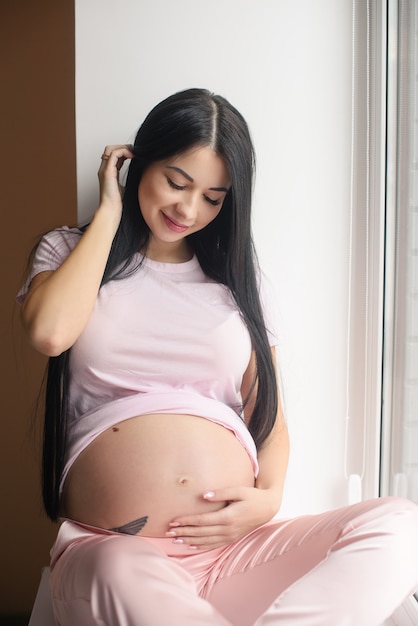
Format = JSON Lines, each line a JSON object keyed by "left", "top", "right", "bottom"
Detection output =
{"left": 42, "top": 88, "right": 278, "bottom": 521}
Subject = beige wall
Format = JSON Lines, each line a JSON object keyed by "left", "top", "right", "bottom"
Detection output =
{"left": 1, "top": 0, "right": 76, "bottom": 614}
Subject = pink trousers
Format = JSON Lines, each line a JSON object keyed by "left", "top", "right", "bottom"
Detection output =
{"left": 49, "top": 497, "right": 418, "bottom": 625}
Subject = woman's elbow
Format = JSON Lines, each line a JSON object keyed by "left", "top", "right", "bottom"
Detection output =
{"left": 29, "top": 329, "right": 69, "bottom": 357}
{"left": 22, "top": 316, "right": 70, "bottom": 356}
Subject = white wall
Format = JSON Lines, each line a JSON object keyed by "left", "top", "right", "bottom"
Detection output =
{"left": 75, "top": 0, "right": 353, "bottom": 516}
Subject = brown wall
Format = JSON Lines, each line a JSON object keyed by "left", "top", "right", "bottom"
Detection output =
{"left": 1, "top": 0, "right": 76, "bottom": 614}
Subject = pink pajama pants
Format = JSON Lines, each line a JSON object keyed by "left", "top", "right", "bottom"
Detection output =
{"left": 50, "top": 496, "right": 418, "bottom": 625}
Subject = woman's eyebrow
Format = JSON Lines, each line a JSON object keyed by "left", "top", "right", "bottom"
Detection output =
{"left": 166, "top": 165, "right": 228, "bottom": 192}
{"left": 166, "top": 165, "right": 193, "bottom": 182}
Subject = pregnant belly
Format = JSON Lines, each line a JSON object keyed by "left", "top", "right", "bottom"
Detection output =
{"left": 61, "top": 413, "right": 255, "bottom": 537}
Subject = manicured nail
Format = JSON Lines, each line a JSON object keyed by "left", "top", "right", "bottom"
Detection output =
{"left": 172, "top": 538, "right": 184, "bottom": 544}
{"left": 169, "top": 522, "right": 181, "bottom": 527}
{"left": 165, "top": 531, "right": 177, "bottom": 537}
{"left": 188, "top": 545, "right": 197, "bottom": 550}
{"left": 203, "top": 491, "right": 215, "bottom": 499}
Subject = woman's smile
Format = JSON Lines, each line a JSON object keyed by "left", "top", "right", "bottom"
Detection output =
{"left": 161, "top": 212, "right": 190, "bottom": 233}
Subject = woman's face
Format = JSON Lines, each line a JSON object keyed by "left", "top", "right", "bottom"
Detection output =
{"left": 138, "top": 145, "right": 230, "bottom": 261}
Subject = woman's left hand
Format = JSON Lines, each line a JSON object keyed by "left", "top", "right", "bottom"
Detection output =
{"left": 165, "top": 486, "right": 279, "bottom": 550}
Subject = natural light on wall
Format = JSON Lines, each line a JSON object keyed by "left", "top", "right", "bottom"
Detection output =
{"left": 75, "top": 0, "right": 355, "bottom": 517}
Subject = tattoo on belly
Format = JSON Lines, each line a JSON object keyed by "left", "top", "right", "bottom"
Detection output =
{"left": 109, "top": 516, "right": 148, "bottom": 535}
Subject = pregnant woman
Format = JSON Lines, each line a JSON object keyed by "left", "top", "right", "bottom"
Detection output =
{"left": 18, "top": 88, "right": 418, "bottom": 625}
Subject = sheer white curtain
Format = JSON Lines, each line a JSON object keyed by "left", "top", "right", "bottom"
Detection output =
{"left": 381, "top": 0, "right": 418, "bottom": 506}
{"left": 345, "top": 0, "right": 387, "bottom": 502}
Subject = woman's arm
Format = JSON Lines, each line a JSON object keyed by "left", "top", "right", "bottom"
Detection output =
{"left": 252, "top": 348, "right": 290, "bottom": 516}
{"left": 254, "top": 416, "right": 290, "bottom": 518}
{"left": 21, "top": 145, "right": 133, "bottom": 356}
{"left": 212, "top": 346, "right": 289, "bottom": 522}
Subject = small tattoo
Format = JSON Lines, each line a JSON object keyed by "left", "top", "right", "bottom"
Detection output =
{"left": 109, "top": 516, "right": 148, "bottom": 535}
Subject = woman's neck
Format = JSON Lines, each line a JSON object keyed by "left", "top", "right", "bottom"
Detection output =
{"left": 142, "top": 239, "right": 193, "bottom": 263}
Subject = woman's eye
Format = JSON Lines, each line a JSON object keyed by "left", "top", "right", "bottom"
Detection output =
{"left": 166, "top": 176, "right": 221, "bottom": 206}
{"left": 204, "top": 195, "right": 222, "bottom": 206}
{"left": 166, "top": 177, "right": 186, "bottom": 191}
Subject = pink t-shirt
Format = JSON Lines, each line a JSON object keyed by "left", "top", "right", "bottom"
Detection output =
{"left": 18, "top": 227, "right": 278, "bottom": 487}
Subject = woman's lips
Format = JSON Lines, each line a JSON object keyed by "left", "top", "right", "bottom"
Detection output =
{"left": 162, "top": 212, "right": 189, "bottom": 233}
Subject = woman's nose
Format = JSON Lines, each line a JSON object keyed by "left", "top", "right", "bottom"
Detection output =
{"left": 176, "top": 194, "right": 199, "bottom": 222}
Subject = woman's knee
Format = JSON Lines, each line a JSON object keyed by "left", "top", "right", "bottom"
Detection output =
{"left": 343, "top": 496, "right": 418, "bottom": 577}
{"left": 52, "top": 536, "right": 157, "bottom": 597}
{"left": 53, "top": 535, "right": 195, "bottom": 599}
{"left": 368, "top": 496, "right": 418, "bottom": 536}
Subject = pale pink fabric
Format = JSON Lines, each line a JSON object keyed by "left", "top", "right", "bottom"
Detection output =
{"left": 17, "top": 227, "right": 280, "bottom": 490}
{"left": 49, "top": 497, "right": 418, "bottom": 625}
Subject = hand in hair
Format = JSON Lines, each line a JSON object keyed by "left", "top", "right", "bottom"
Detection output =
{"left": 98, "top": 144, "right": 134, "bottom": 220}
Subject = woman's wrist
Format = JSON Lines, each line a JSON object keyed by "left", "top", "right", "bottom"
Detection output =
{"left": 256, "top": 485, "right": 283, "bottom": 518}
{"left": 91, "top": 202, "right": 122, "bottom": 238}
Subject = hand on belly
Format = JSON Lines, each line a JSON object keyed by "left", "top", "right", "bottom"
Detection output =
{"left": 163, "top": 485, "right": 276, "bottom": 550}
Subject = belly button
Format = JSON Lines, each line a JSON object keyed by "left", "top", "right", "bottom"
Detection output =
{"left": 177, "top": 477, "right": 189, "bottom": 487}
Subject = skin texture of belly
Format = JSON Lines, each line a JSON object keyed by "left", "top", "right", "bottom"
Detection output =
{"left": 61, "top": 413, "right": 255, "bottom": 536}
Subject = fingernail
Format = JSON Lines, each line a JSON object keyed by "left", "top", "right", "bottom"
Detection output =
{"left": 169, "top": 522, "right": 181, "bottom": 527}
{"left": 172, "top": 538, "right": 184, "bottom": 544}
{"left": 165, "top": 531, "right": 177, "bottom": 537}
{"left": 188, "top": 545, "right": 197, "bottom": 550}
{"left": 203, "top": 491, "right": 215, "bottom": 499}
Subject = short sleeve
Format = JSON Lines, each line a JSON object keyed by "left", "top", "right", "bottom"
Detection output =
{"left": 16, "top": 226, "right": 82, "bottom": 304}
{"left": 258, "top": 271, "right": 279, "bottom": 347}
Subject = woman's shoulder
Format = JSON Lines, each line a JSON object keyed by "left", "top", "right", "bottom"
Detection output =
{"left": 31, "top": 225, "right": 84, "bottom": 268}
{"left": 16, "top": 226, "right": 84, "bottom": 304}
{"left": 40, "top": 225, "right": 83, "bottom": 251}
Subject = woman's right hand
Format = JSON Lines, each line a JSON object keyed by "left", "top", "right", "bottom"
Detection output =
{"left": 97, "top": 144, "right": 135, "bottom": 218}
